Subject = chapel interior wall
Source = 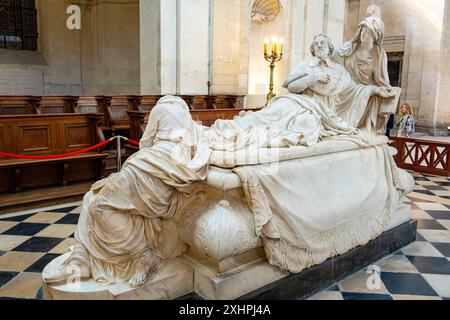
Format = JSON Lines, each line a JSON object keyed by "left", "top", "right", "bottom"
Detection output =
{"left": 0, "top": 0, "right": 140, "bottom": 96}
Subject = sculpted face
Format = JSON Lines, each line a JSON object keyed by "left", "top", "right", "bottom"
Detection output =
{"left": 312, "top": 36, "right": 331, "bottom": 60}
{"left": 360, "top": 26, "right": 375, "bottom": 45}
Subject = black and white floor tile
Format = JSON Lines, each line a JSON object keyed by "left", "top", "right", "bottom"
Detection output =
{"left": 309, "top": 172, "right": 450, "bottom": 300}
{"left": 0, "top": 173, "right": 449, "bottom": 300}
{"left": 0, "top": 204, "right": 79, "bottom": 300}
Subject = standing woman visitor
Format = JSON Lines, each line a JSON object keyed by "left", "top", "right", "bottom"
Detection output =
{"left": 397, "top": 103, "right": 415, "bottom": 138}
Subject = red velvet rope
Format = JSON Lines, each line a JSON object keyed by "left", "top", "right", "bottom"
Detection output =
{"left": 123, "top": 138, "right": 140, "bottom": 146}
{"left": 0, "top": 138, "right": 115, "bottom": 160}
{"left": 0, "top": 136, "right": 141, "bottom": 160}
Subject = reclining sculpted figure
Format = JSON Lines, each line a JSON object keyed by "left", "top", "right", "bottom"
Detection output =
{"left": 283, "top": 17, "right": 398, "bottom": 139}
{"left": 43, "top": 20, "right": 413, "bottom": 289}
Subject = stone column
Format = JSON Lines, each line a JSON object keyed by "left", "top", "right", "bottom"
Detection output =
{"left": 178, "top": 0, "right": 211, "bottom": 95}
{"left": 433, "top": 0, "right": 450, "bottom": 135}
{"left": 160, "top": 0, "right": 178, "bottom": 94}
{"left": 139, "top": 0, "right": 161, "bottom": 94}
{"left": 210, "top": 0, "right": 249, "bottom": 95}
{"left": 402, "top": 0, "right": 446, "bottom": 135}
{"left": 283, "top": 0, "right": 345, "bottom": 81}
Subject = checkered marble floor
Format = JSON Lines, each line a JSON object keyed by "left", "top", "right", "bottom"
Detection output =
{"left": 309, "top": 171, "right": 450, "bottom": 300}
{"left": 0, "top": 204, "right": 80, "bottom": 300}
{"left": 0, "top": 172, "right": 449, "bottom": 300}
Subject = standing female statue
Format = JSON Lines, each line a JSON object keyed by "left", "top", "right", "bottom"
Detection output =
{"left": 334, "top": 16, "right": 396, "bottom": 137}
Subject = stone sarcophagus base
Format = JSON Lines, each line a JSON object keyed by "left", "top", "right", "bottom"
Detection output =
{"left": 42, "top": 143, "right": 416, "bottom": 300}
{"left": 42, "top": 219, "right": 416, "bottom": 300}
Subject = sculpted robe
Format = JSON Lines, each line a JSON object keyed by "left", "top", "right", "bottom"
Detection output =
{"left": 67, "top": 96, "right": 211, "bottom": 284}
{"left": 206, "top": 63, "right": 358, "bottom": 154}
{"left": 334, "top": 16, "right": 397, "bottom": 137}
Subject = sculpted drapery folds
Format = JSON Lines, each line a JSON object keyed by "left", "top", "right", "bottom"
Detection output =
{"left": 284, "top": 20, "right": 399, "bottom": 140}
{"left": 44, "top": 96, "right": 212, "bottom": 287}
{"left": 334, "top": 16, "right": 398, "bottom": 137}
{"left": 43, "top": 18, "right": 411, "bottom": 288}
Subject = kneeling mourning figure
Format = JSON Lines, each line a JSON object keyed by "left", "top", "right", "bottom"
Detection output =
{"left": 43, "top": 17, "right": 415, "bottom": 299}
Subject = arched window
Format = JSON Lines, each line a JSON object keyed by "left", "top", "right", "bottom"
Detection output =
{"left": 0, "top": 0, "right": 38, "bottom": 50}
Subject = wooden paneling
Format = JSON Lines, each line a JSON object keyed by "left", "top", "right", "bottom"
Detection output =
{"left": 74, "top": 96, "right": 110, "bottom": 129}
{"left": 0, "top": 114, "right": 107, "bottom": 194}
{"left": 226, "top": 95, "right": 245, "bottom": 109}
{"left": 36, "top": 96, "right": 77, "bottom": 114}
{"left": 190, "top": 96, "right": 208, "bottom": 110}
{"left": 0, "top": 170, "right": 10, "bottom": 193}
{"left": 65, "top": 124, "right": 91, "bottom": 149}
{"left": 138, "top": 96, "right": 161, "bottom": 112}
{"left": 66, "top": 160, "right": 100, "bottom": 182}
{"left": 77, "top": 106, "right": 97, "bottom": 113}
{"left": 0, "top": 105, "right": 28, "bottom": 115}
{"left": 76, "top": 97, "right": 101, "bottom": 113}
{"left": 0, "top": 126, "right": 4, "bottom": 153}
{"left": 208, "top": 95, "right": 228, "bottom": 109}
{"left": 20, "top": 164, "right": 62, "bottom": 189}
{"left": 104, "top": 96, "right": 140, "bottom": 132}
{"left": 18, "top": 126, "right": 51, "bottom": 153}
{"left": 0, "top": 96, "right": 38, "bottom": 115}
{"left": 134, "top": 95, "right": 245, "bottom": 111}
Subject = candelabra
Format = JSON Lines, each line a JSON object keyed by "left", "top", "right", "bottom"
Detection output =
{"left": 264, "top": 37, "right": 283, "bottom": 105}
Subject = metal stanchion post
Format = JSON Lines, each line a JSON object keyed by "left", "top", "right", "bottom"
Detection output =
{"left": 117, "top": 136, "right": 122, "bottom": 172}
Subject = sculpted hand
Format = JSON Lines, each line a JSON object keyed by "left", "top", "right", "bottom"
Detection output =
{"left": 374, "top": 87, "right": 395, "bottom": 99}
{"left": 316, "top": 73, "right": 331, "bottom": 84}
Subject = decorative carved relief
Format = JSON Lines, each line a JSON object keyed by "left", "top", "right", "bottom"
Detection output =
{"left": 176, "top": 185, "right": 262, "bottom": 261}
{"left": 251, "top": 0, "right": 281, "bottom": 24}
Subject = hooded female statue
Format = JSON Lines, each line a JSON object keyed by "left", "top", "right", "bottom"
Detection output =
{"left": 43, "top": 96, "right": 211, "bottom": 287}
{"left": 337, "top": 16, "right": 390, "bottom": 88}
{"left": 334, "top": 16, "right": 397, "bottom": 138}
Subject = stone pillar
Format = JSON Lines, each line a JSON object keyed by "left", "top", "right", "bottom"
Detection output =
{"left": 178, "top": 0, "right": 211, "bottom": 95}
{"left": 283, "top": 0, "right": 346, "bottom": 82}
{"left": 140, "top": 0, "right": 212, "bottom": 95}
{"left": 433, "top": 0, "right": 450, "bottom": 135}
{"left": 140, "top": 0, "right": 161, "bottom": 94}
{"left": 210, "top": 0, "right": 249, "bottom": 95}
{"left": 403, "top": 0, "right": 446, "bottom": 135}
{"left": 160, "top": 0, "right": 178, "bottom": 94}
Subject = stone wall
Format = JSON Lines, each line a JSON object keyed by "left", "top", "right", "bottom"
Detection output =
{"left": 211, "top": 0, "right": 250, "bottom": 95}
{"left": 144, "top": 0, "right": 251, "bottom": 96}
{"left": 0, "top": 0, "right": 140, "bottom": 96}
{"left": 0, "top": 51, "right": 45, "bottom": 95}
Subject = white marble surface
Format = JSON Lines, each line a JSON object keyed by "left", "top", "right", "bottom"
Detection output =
{"left": 43, "top": 254, "right": 193, "bottom": 300}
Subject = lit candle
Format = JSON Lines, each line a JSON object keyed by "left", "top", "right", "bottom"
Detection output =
{"left": 264, "top": 38, "right": 269, "bottom": 56}
{"left": 280, "top": 38, "right": 284, "bottom": 55}
{"left": 272, "top": 36, "right": 278, "bottom": 54}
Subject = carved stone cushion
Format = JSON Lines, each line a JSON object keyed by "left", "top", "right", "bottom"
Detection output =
{"left": 176, "top": 179, "right": 262, "bottom": 262}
